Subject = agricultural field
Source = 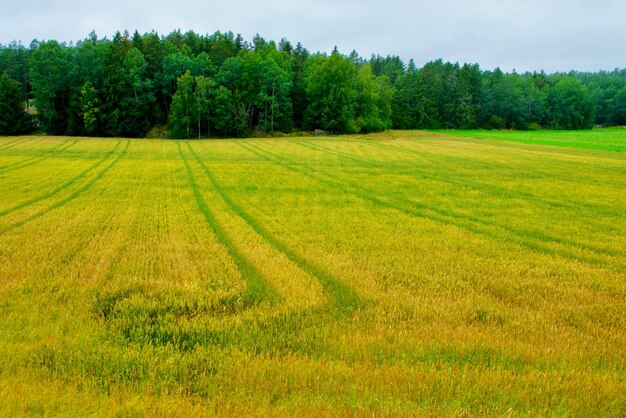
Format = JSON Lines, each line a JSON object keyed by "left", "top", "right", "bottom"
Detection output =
{"left": 0, "top": 130, "right": 624, "bottom": 416}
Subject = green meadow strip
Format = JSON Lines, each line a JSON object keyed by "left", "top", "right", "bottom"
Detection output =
{"left": 435, "top": 129, "right": 626, "bottom": 152}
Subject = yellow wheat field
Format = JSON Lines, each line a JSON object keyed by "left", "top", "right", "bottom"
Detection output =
{"left": 0, "top": 131, "right": 624, "bottom": 416}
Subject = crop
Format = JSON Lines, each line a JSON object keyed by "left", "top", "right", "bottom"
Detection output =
{"left": 0, "top": 131, "right": 624, "bottom": 416}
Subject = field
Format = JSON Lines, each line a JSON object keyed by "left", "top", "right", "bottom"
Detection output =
{"left": 0, "top": 130, "right": 624, "bottom": 416}
{"left": 436, "top": 128, "right": 626, "bottom": 152}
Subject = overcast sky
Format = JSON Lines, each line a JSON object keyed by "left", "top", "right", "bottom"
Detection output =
{"left": 1, "top": 0, "right": 625, "bottom": 73}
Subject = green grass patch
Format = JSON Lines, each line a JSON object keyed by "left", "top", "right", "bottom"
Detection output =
{"left": 434, "top": 127, "right": 626, "bottom": 152}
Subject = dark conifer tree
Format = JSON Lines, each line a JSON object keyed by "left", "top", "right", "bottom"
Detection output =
{"left": 0, "top": 73, "right": 34, "bottom": 135}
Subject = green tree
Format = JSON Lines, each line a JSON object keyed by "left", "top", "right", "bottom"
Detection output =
{"left": 212, "top": 85, "right": 236, "bottom": 136}
{"left": 255, "top": 47, "right": 294, "bottom": 133}
{"left": 413, "top": 60, "right": 446, "bottom": 128}
{"left": 205, "top": 31, "right": 242, "bottom": 68}
{"left": 0, "top": 73, "right": 34, "bottom": 135}
{"left": 355, "top": 65, "right": 393, "bottom": 132}
{"left": 104, "top": 35, "right": 155, "bottom": 137}
{"left": 0, "top": 41, "right": 32, "bottom": 109}
{"left": 369, "top": 54, "right": 405, "bottom": 85}
{"left": 103, "top": 32, "right": 133, "bottom": 136}
{"left": 29, "top": 40, "right": 72, "bottom": 134}
{"left": 455, "top": 64, "right": 482, "bottom": 129}
{"left": 13, "top": 28, "right": 626, "bottom": 136}
{"left": 64, "top": 37, "right": 109, "bottom": 136}
{"left": 545, "top": 77, "right": 594, "bottom": 129}
{"left": 522, "top": 75, "right": 547, "bottom": 128}
{"left": 304, "top": 51, "right": 358, "bottom": 133}
{"left": 195, "top": 75, "right": 217, "bottom": 137}
{"left": 481, "top": 70, "right": 528, "bottom": 129}
{"left": 215, "top": 56, "right": 253, "bottom": 135}
{"left": 614, "top": 86, "right": 626, "bottom": 126}
{"left": 168, "top": 71, "right": 197, "bottom": 138}
{"left": 80, "top": 81, "right": 101, "bottom": 136}
{"left": 155, "top": 47, "right": 214, "bottom": 119}
{"left": 290, "top": 42, "right": 310, "bottom": 128}
{"left": 392, "top": 63, "right": 421, "bottom": 129}
{"left": 217, "top": 47, "right": 293, "bottom": 135}
{"left": 120, "top": 48, "right": 155, "bottom": 136}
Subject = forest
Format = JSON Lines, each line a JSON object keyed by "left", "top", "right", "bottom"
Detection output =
{"left": 1, "top": 29, "right": 626, "bottom": 138}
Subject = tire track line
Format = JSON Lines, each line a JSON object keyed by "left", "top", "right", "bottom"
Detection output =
{"left": 425, "top": 133, "right": 626, "bottom": 164}
{"left": 367, "top": 137, "right": 626, "bottom": 217}
{"left": 365, "top": 139, "right": 625, "bottom": 215}
{"left": 98, "top": 162, "right": 150, "bottom": 284}
{"left": 413, "top": 139, "right": 626, "bottom": 187}
{"left": 188, "top": 142, "right": 361, "bottom": 313}
{"left": 0, "top": 137, "right": 31, "bottom": 151}
{"left": 304, "top": 138, "right": 624, "bottom": 221}
{"left": 239, "top": 141, "right": 623, "bottom": 273}
{"left": 0, "top": 140, "right": 122, "bottom": 219}
{"left": 0, "top": 138, "right": 71, "bottom": 171}
{"left": 0, "top": 139, "right": 79, "bottom": 175}
{"left": 293, "top": 140, "right": 623, "bottom": 258}
{"left": 0, "top": 140, "right": 130, "bottom": 237}
{"left": 178, "top": 142, "right": 277, "bottom": 307}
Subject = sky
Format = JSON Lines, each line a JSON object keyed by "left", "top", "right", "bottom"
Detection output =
{"left": 1, "top": 0, "right": 625, "bottom": 73}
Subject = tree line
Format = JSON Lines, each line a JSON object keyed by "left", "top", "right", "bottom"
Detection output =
{"left": 1, "top": 29, "right": 625, "bottom": 137}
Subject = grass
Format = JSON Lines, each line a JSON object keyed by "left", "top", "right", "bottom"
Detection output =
{"left": 434, "top": 127, "right": 626, "bottom": 152}
{"left": 0, "top": 131, "right": 624, "bottom": 416}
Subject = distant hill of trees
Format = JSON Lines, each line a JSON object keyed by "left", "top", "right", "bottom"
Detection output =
{"left": 1, "top": 29, "right": 625, "bottom": 137}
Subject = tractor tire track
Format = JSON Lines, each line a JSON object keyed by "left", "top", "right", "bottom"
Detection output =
{"left": 304, "top": 137, "right": 625, "bottom": 223}
{"left": 0, "top": 140, "right": 122, "bottom": 219}
{"left": 187, "top": 142, "right": 361, "bottom": 314}
{"left": 371, "top": 138, "right": 624, "bottom": 185}
{"left": 367, "top": 138, "right": 626, "bottom": 214}
{"left": 362, "top": 137, "right": 625, "bottom": 184}
{"left": 423, "top": 133, "right": 626, "bottom": 166}
{"left": 0, "top": 137, "right": 31, "bottom": 151}
{"left": 364, "top": 139, "right": 625, "bottom": 217}
{"left": 0, "top": 139, "right": 79, "bottom": 175}
{"left": 0, "top": 140, "right": 130, "bottom": 237}
{"left": 239, "top": 141, "right": 623, "bottom": 273}
{"left": 293, "top": 140, "right": 623, "bottom": 258}
{"left": 178, "top": 142, "right": 277, "bottom": 307}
